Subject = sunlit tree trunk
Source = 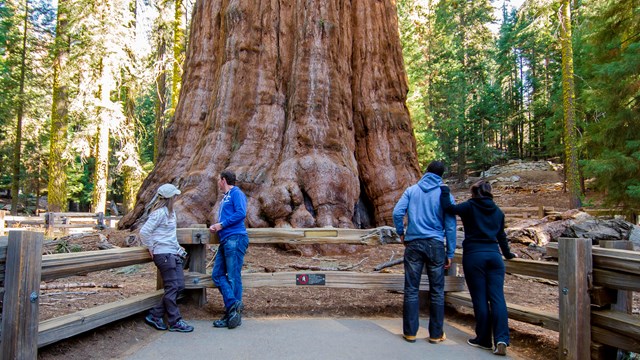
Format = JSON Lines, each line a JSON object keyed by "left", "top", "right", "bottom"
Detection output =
{"left": 154, "top": 39, "right": 167, "bottom": 161}
{"left": 10, "top": 0, "right": 28, "bottom": 215}
{"left": 121, "top": 86, "right": 143, "bottom": 214}
{"left": 560, "top": 0, "right": 581, "bottom": 208}
{"left": 92, "top": 60, "right": 112, "bottom": 214}
{"left": 48, "top": 0, "right": 69, "bottom": 212}
{"left": 170, "top": 0, "right": 184, "bottom": 117}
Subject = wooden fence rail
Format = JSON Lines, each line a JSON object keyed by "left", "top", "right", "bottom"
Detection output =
{"left": 0, "top": 211, "right": 121, "bottom": 236}
{"left": 0, "top": 228, "right": 639, "bottom": 359}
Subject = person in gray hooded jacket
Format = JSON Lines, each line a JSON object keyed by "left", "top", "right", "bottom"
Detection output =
{"left": 140, "top": 183, "right": 194, "bottom": 333}
{"left": 393, "top": 161, "right": 457, "bottom": 344}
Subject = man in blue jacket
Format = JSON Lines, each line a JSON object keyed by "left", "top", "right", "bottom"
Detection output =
{"left": 392, "top": 161, "right": 457, "bottom": 344}
{"left": 209, "top": 170, "right": 249, "bottom": 329}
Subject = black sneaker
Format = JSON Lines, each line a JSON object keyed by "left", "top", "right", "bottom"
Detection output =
{"left": 144, "top": 314, "right": 167, "bottom": 331}
{"left": 227, "top": 300, "right": 244, "bottom": 329}
{"left": 169, "top": 319, "right": 194, "bottom": 333}
{"left": 213, "top": 314, "right": 228, "bottom": 328}
{"left": 467, "top": 338, "right": 492, "bottom": 350}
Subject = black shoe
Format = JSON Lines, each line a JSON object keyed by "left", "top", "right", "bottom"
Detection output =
{"left": 227, "top": 301, "right": 244, "bottom": 329}
{"left": 467, "top": 338, "right": 492, "bottom": 350}
{"left": 213, "top": 314, "right": 228, "bottom": 328}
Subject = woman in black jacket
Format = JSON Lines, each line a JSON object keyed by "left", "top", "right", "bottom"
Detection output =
{"left": 440, "top": 180, "right": 516, "bottom": 356}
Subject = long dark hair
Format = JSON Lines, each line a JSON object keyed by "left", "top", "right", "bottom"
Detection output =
{"left": 471, "top": 180, "right": 493, "bottom": 199}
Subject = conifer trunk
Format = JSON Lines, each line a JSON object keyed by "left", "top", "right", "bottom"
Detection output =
{"left": 121, "top": 0, "right": 421, "bottom": 229}
{"left": 92, "top": 60, "right": 112, "bottom": 214}
{"left": 170, "top": 0, "right": 184, "bottom": 117}
{"left": 10, "top": 0, "right": 28, "bottom": 215}
{"left": 48, "top": 0, "right": 70, "bottom": 212}
{"left": 154, "top": 39, "right": 167, "bottom": 162}
{"left": 560, "top": 0, "right": 581, "bottom": 209}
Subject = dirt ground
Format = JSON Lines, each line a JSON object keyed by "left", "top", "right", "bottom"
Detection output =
{"left": 34, "top": 167, "right": 595, "bottom": 359}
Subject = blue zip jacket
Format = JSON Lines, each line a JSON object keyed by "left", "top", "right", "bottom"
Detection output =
{"left": 393, "top": 172, "right": 457, "bottom": 259}
{"left": 217, "top": 186, "right": 248, "bottom": 242}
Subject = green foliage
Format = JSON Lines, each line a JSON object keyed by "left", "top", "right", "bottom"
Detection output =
{"left": 581, "top": 0, "right": 640, "bottom": 209}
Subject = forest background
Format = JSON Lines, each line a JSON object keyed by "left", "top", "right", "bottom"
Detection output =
{"left": 1, "top": 0, "right": 638, "bottom": 218}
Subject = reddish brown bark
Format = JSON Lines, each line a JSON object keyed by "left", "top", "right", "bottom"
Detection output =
{"left": 120, "top": 0, "right": 420, "bottom": 229}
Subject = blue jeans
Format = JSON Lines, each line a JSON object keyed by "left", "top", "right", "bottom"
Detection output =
{"left": 403, "top": 238, "right": 446, "bottom": 338}
{"left": 212, "top": 234, "right": 249, "bottom": 310}
{"left": 462, "top": 251, "right": 510, "bottom": 346}
{"left": 150, "top": 253, "right": 185, "bottom": 326}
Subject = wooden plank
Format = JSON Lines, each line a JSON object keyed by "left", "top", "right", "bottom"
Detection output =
{"left": 558, "top": 238, "right": 592, "bottom": 360}
{"left": 38, "top": 290, "right": 164, "bottom": 347}
{"left": 592, "top": 268, "right": 640, "bottom": 292}
{"left": 454, "top": 251, "right": 558, "bottom": 280}
{"left": 547, "top": 242, "right": 640, "bottom": 276}
{"left": 592, "top": 325, "right": 640, "bottom": 354}
{"left": 591, "top": 310, "right": 640, "bottom": 346}
{"left": 1, "top": 231, "right": 43, "bottom": 359}
{"left": 41, "top": 247, "right": 151, "bottom": 281}
{"left": 445, "top": 292, "right": 559, "bottom": 332}
{"left": 184, "top": 271, "right": 466, "bottom": 292}
{"left": 191, "top": 227, "right": 401, "bottom": 246}
{"left": 600, "top": 241, "right": 633, "bottom": 314}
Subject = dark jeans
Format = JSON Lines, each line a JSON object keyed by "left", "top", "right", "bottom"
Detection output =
{"left": 463, "top": 251, "right": 510, "bottom": 346}
{"left": 403, "top": 238, "right": 446, "bottom": 338}
{"left": 212, "top": 234, "right": 249, "bottom": 310}
{"left": 150, "top": 253, "right": 185, "bottom": 326}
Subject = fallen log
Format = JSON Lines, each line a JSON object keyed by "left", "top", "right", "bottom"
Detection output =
{"left": 374, "top": 258, "right": 403, "bottom": 271}
{"left": 289, "top": 258, "right": 367, "bottom": 271}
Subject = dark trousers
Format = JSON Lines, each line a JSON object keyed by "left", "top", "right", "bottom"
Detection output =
{"left": 403, "top": 238, "right": 446, "bottom": 338}
{"left": 150, "top": 253, "right": 185, "bottom": 326}
{"left": 462, "top": 251, "right": 510, "bottom": 346}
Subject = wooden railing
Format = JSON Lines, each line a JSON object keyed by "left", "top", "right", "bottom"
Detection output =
{"left": 0, "top": 227, "right": 464, "bottom": 357}
{"left": 1, "top": 227, "right": 638, "bottom": 359}
{"left": 0, "top": 210, "right": 121, "bottom": 236}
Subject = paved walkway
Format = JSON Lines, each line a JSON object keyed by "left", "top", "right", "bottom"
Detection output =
{"left": 121, "top": 318, "right": 520, "bottom": 360}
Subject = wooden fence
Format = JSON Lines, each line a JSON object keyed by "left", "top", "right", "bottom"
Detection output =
{"left": 0, "top": 227, "right": 638, "bottom": 359}
{"left": 0, "top": 210, "right": 121, "bottom": 236}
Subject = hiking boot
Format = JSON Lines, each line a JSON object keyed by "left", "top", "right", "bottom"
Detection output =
{"left": 467, "top": 338, "right": 492, "bottom": 350}
{"left": 227, "top": 301, "right": 244, "bottom": 329}
{"left": 213, "top": 314, "right": 228, "bottom": 328}
{"left": 168, "top": 319, "right": 194, "bottom": 333}
{"left": 403, "top": 334, "right": 416, "bottom": 343}
{"left": 144, "top": 314, "right": 167, "bottom": 331}
{"left": 428, "top": 332, "right": 446, "bottom": 344}
{"left": 493, "top": 341, "right": 507, "bottom": 356}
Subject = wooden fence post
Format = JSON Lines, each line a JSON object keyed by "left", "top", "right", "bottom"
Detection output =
{"left": 0, "top": 209, "right": 5, "bottom": 236}
{"left": 45, "top": 212, "right": 55, "bottom": 235}
{"left": 558, "top": 237, "right": 592, "bottom": 360}
{"left": 1, "top": 231, "right": 43, "bottom": 359}
{"left": 96, "top": 212, "right": 104, "bottom": 228}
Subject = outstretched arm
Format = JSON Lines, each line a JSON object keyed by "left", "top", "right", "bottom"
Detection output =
{"left": 439, "top": 185, "right": 460, "bottom": 215}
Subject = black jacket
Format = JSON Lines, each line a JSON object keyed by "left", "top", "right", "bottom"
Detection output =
{"left": 440, "top": 186, "right": 514, "bottom": 259}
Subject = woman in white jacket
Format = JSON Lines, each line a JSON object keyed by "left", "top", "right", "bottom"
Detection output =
{"left": 139, "top": 183, "right": 193, "bottom": 333}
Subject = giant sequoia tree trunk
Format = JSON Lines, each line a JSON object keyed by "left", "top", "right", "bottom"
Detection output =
{"left": 121, "top": 0, "right": 421, "bottom": 229}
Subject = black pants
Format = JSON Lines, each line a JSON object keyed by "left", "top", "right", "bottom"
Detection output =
{"left": 149, "top": 253, "right": 185, "bottom": 326}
